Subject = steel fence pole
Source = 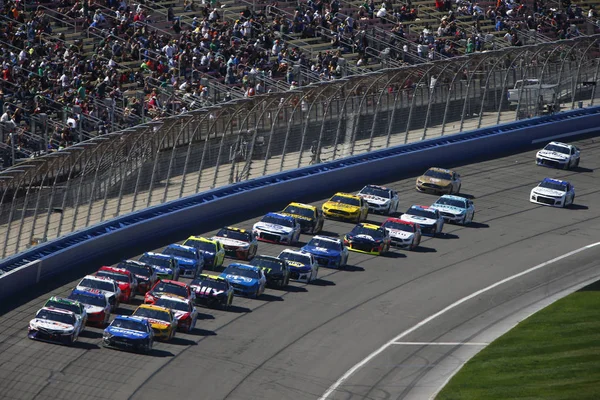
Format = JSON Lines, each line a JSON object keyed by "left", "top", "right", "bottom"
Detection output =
{"left": 211, "top": 105, "right": 245, "bottom": 189}
{"left": 496, "top": 48, "right": 528, "bottom": 125}
{"left": 403, "top": 66, "right": 432, "bottom": 143}
{"left": 190, "top": 109, "right": 221, "bottom": 195}
{"left": 440, "top": 57, "right": 474, "bottom": 135}
{"left": 477, "top": 54, "right": 507, "bottom": 129}
{"left": 278, "top": 92, "right": 308, "bottom": 172}
{"left": 458, "top": 55, "right": 496, "bottom": 133}
{"left": 297, "top": 85, "right": 335, "bottom": 168}
{"left": 178, "top": 110, "right": 211, "bottom": 198}
{"left": 1, "top": 167, "right": 36, "bottom": 257}
{"left": 590, "top": 57, "right": 600, "bottom": 106}
{"left": 367, "top": 71, "right": 404, "bottom": 151}
{"left": 262, "top": 94, "right": 294, "bottom": 176}
{"left": 161, "top": 115, "right": 196, "bottom": 203}
{"left": 570, "top": 39, "right": 597, "bottom": 109}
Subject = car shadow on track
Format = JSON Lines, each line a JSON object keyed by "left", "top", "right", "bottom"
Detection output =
{"left": 170, "top": 337, "right": 199, "bottom": 346}
{"left": 227, "top": 305, "right": 253, "bottom": 314}
{"left": 281, "top": 285, "right": 308, "bottom": 293}
{"left": 128, "top": 298, "right": 145, "bottom": 307}
{"left": 80, "top": 329, "right": 104, "bottom": 339}
{"left": 148, "top": 349, "right": 175, "bottom": 357}
{"left": 457, "top": 193, "right": 476, "bottom": 199}
{"left": 311, "top": 278, "right": 336, "bottom": 287}
{"left": 412, "top": 246, "right": 437, "bottom": 253}
{"left": 341, "top": 264, "right": 365, "bottom": 272}
{"left": 197, "top": 312, "right": 215, "bottom": 320}
{"left": 384, "top": 251, "right": 407, "bottom": 259}
{"left": 569, "top": 204, "right": 588, "bottom": 211}
{"left": 73, "top": 341, "right": 100, "bottom": 350}
{"left": 572, "top": 166, "right": 593, "bottom": 173}
{"left": 115, "top": 307, "right": 134, "bottom": 316}
{"left": 256, "top": 293, "right": 284, "bottom": 302}
{"left": 438, "top": 232, "right": 460, "bottom": 239}
{"left": 187, "top": 328, "right": 217, "bottom": 337}
{"left": 318, "top": 230, "right": 339, "bottom": 237}
{"left": 467, "top": 222, "right": 489, "bottom": 229}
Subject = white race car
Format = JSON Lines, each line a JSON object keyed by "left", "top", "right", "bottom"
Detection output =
{"left": 28, "top": 307, "right": 82, "bottom": 345}
{"left": 357, "top": 184, "right": 399, "bottom": 215}
{"left": 400, "top": 205, "right": 444, "bottom": 236}
{"left": 278, "top": 249, "right": 319, "bottom": 283}
{"left": 252, "top": 212, "right": 302, "bottom": 245}
{"left": 530, "top": 178, "right": 575, "bottom": 208}
{"left": 381, "top": 218, "right": 422, "bottom": 250}
{"left": 155, "top": 294, "right": 198, "bottom": 333}
{"left": 76, "top": 275, "right": 122, "bottom": 310}
{"left": 430, "top": 195, "right": 475, "bottom": 225}
{"left": 536, "top": 141, "right": 580, "bottom": 169}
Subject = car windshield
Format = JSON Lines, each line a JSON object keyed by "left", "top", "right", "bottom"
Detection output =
{"left": 306, "top": 237, "right": 341, "bottom": 250}
{"left": 382, "top": 221, "right": 414, "bottom": 232}
{"left": 152, "top": 282, "right": 188, "bottom": 298}
{"left": 183, "top": 239, "right": 216, "bottom": 252}
{"left": 423, "top": 169, "right": 452, "bottom": 180}
{"left": 360, "top": 186, "right": 390, "bottom": 198}
{"left": 407, "top": 207, "right": 437, "bottom": 219}
{"left": 134, "top": 307, "right": 171, "bottom": 322}
{"left": 250, "top": 256, "right": 284, "bottom": 272}
{"left": 155, "top": 298, "right": 189, "bottom": 312}
{"left": 139, "top": 255, "right": 171, "bottom": 269}
{"left": 192, "top": 278, "right": 229, "bottom": 291}
{"left": 69, "top": 292, "right": 106, "bottom": 307}
{"left": 350, "top": 226, "right": 385, "bottom": 239}
{"left": 79, "top": 278, "right": 115, "bottom": 292}
{"left": 119, "top": 262, "right": 152, "bottom": 277}
{"left": 282, "top": 205, "right": 314, "bottom": 218}
{"left": 163, "top": 247, "right": 195, "bottom": 260}
{"left": 539, "top": 181, "right": 567, "bottom": 191}
{"left": 45, "top": 300, "right": 81, "bottom": 315}
{"left": 544, "top": 144, "right": 570, "bottom": 154}
{"left": 329, "top": 195, "right": 360, "bottom": 206}
{"left": 223, "top": 266, "right": 259, "bottom": 279}
{"left": 36, "top": 309, "right": 76, "bottom": 325}
{"left": 216, "top": 229, "right": 251, "bottom": 242}
{"left": 261, "top": 215, "right": 294, "bottom": 227}
{"left": 435, "top": 197, "right": 466, "bottom": 208}
{"left": 111, "top": 319, "right": 148, "bottom": 332}
{"left": 280, "top": 252, "right": 311, "bottom": 264}
{"left": 96, "top": 271, "right": 129, "bottom": 283}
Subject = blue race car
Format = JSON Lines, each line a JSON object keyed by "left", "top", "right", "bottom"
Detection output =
{"left": 219, "top": 263, "right": 266, "bottom": 298}
{"left": 103, "top": 315, "right": 153, "bottom": 353}
{"left": 138, "top": 252, "right": 180, "bottom": 281}
{"left": 161, "top": 243, "right": 205, "bottom": 278}
{"left": 301, "top": 235, "right": 349, "bottom": 269}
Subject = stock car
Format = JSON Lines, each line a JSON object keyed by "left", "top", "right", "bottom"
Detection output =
{"left": 536, "top": 141, "right": 581, "bottom": 169}
{"left": 301, "top": 236, "right": 349, "bottom": 268}
{"left": 138, "top": 252, "right": 180, "bottom": 281}
{"left": 278, "top": 249, "right": 319, "bottom": 283}
{"left": 401, "top": 205, "right": 445, "bottom": 236}
{"left": 28, "top": 307, "right": 82, "bottom": 345}
{"left": 103, "top": 315, "right": 154, "bottom": 353}
{"left": 144, "top": 279, "right": 195, "bottom": 304}
{"left": 190, "top": 274, "right": 234, "bottom": 310}
{"left": 219, "top": 263, "right": 266, "bottom": 298}
{"left": 68, "top": 289, "right": 112, "bottom": 326}
{"left": 381, "top": 218, "right": 422, "bottom": 250}
{"left": 250, "top": 254, "right": 291, "bottom": 288}
{"left": 118, "top": 259, "right": 158, "bottom": 295}
{"left": 416, "top": 167, "right": 462, "bottom": 194}
{"left": 322, "top": 192, "right": 369, "bottom": 223}
{"left": 76, "top": 275, "right": 121, "bottom": 309}
{"left": 530, "top": 178, "right": 575, "bottom": 208}
{"left": 430, "top": 195, "right": 475, "bottom": 225}
{"left": 161, "top": 243, "right": 205, "bottom": 278}
{"left": 252, "top": 212, "right": 302, "bottom": 245}
{"left": 280, "top": 202, "right": 324, "bottom": 234}
{"left": 155, "top": 295, "right": 198, "bottom": 333}
{"left": 96, "top": 266, "right": 138, "bottom": 303}
{"left": 44, "top": 296, "right": 88, "bottom": 332}
{"left": 211, "top": 227, "right": 258, "bottom": 261}
{"left": 132, "top": 304, "right": 177, "bottom": 341}
{"left": 357, "top": 185, "right": 400, "bottom": 215}
{"left": 182, "top": 236, "right": 226, "bottom": 269}
{"left": 343, "top": 223, "right": 391, "bottom": 255}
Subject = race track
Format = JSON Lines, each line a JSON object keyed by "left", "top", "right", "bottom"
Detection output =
{"left": 1, "top": 135, "right": 600, "bottom": 400}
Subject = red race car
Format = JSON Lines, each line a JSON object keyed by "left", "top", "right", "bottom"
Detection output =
{"left": 144, "top": 279, "right": 195, "bottom": 305}
{"left": 96, "top": 266, "right": 138, "bottom": 303}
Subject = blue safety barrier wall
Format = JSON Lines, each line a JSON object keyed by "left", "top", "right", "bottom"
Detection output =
{"left": 1, "top": 107, "right": 599, "bottom": 300}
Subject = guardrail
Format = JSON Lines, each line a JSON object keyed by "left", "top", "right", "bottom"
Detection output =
{"left": 1, "top": 106, "right": 599, "bottom": 300}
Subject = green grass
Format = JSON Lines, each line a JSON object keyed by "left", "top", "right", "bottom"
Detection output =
{"left": 436, "top": 284, "right": 600, "bottom": 400}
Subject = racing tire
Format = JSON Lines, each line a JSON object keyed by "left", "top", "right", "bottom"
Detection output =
{"left": 456, "top": 184, "right": 461, "bottom": 194}
{"left": 574, "top": 158, "right": 580, "bottom": 168}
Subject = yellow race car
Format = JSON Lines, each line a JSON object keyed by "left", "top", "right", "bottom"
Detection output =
{"left": 280, "top": 202, "right": 324, "bottom": 234}
{"left": 132, "top": 304, "right": 176, "bottom": 341}
{"left": 182, "top": 236, "right": 226, "bottom": 270}
{"left": 322, "top": 193, "right": 369, "bottom": 223}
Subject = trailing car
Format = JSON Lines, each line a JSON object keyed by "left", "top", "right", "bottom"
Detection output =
{"left": 278, "top": 249, "right": 319, "bottom": 283}
{"left": 44, "top": 296, "right": 87, "bottom": 333}
{"left": 211, "top": 227, "right": 258, "bottom": 261}
{"left": 28, "top": 307, "right": 82, "bottom": 345}
{"left": 430, "top": 195, "right": 475, "bottom": 225}
{"left": 155, "top": 295, "right": 198, "bottom": 333}
{"left": 381, "top": 218, "right": 422, "bottom": 250}
{"left": 301, "top": 236, "right": 349, "bottom": 269}
{"left": 190, "top": 274, "right": 234, "bottom": 310}
{"left": 144, "top": 279, "right": 195, "bottom": 304}
{"left": 530, "top": 178, "right": 575, "bottom": 208}
{"left": 75, "top": 275, "right": 121, "bottom": 309}
{"left": 400, "top": 205, "right": 445, "bottom": 236}
{"left": 252, "top": 212, "right": 302, "bottom": 245}
{"left": 138, "top": 252, "right": 180, "bottom": 281}
{"left": 344, "top": 223, "right": 391, "bottom": 255}
{"left": 416, "top": 167, "right": 461, "bottom": 194}
{"left": 96, "top": 266, "right": 138, "bottom": 303}
{"left": 103, "top": 315, "right": 153, "bottom": 353}
{"left": 250, "top": 255, "right": 291, "bottom": 288}
{"left": 68, "top": 289, "right": 112, "bottom": 326}
{"left": 161, "top": 243, "right": 205, "bottom": 278}
{"left": 280, "top": 202, "right": 324, "bottom": 234}
{"left": 182, "top": 236, "right": 226, "bottom": 269}
{"left": 536, "top": 141, "right": 580, "bottom": 169}
{"left": 118, "top": 260, "right": 158, "bottom": 295}
{"left": 322, "top": 192, "right": 369, "bottom": 223}
{"left": 219, "top": 263, "right": 266, "bottom": 298}
{"left": 357, "top": 185, "right": 399, "bottom": 215}
{"left": 132, "top": 304, "right": 177, "bottom": 341}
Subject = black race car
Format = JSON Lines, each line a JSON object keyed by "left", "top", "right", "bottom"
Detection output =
{"left": 250, "top": 255, "right": 291, "bottom": 288}
{"left": 190, "top": 274, "right": 234, "bottom": 310}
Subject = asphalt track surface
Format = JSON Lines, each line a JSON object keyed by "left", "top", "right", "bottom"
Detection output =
{"left": 1, "top": 136, "right": 600, "bottom": 400}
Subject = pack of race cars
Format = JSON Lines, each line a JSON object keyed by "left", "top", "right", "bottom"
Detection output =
{"left": 27, "top": 141, "right": 580, "bottom": 352}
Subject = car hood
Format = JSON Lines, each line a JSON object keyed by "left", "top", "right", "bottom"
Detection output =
{"left": 30, "top": 318, "right": 73, "bottom": 331}
{"left": 191, "top": 284, "right": 227, "bottom": 296}
{"left": 431, "top": 204, "right": 465, "bottom": 215}
{"left": 171, "top": 256, "right": 196, "bottom": 267}
{"left": 537, "top": 150, "right": 569, "bottom": 160}
{"left": 532, "top": 187, "right": 566, "bottom": 197}
{"left": 134, "top": 274, "right": 151, "bottom": 282}
{"left": 197, "top": 250, "right": 215, "bottom": 259}
{"left": 76, "top": 286, "right": 116, "bottom": 298}
{"left": 213, "top": 237, "right": 249, "bottom": 247}
{"left": 106, "top": 326, "right": 150, "bottom": 339}
{"left": 82, "top": 304, "right": 105, "bottom": 314}
{"left": 418, "top": 176, "right": 452, "bottom": 186}
{"left": 285, "top": 260, "right": 311, "bottom": 270}
{"left": 302, "top": 245, "right": 340, "bottom": 257}
{"left": 173, "top": 311, "right": 191, "bottom": 321}
{"left": 347, "top": 234, "right": 379, "bottom": 242}
{"left": 153, "top": 265, "right": 173, "bottom": 275}
{"left": 323, "top": 202, "right": 360, "bottom": 212}
{"left": 401, "top": 214, "right": 437, "bottom": 226}
{"left": 359, "top": 195, "right": 389, "bottom": 205}
{"left": 222, "top": 274, "right": 257, "bottom": 286}
{"left": 385, "top": 228, "right": 414, "bottom": 239}
{"left": 253, "top": 222, "right": 294, "bottom": 234}
{"left": 280, "top": 212, "right": 313, "bottom": 222}
{"left": 147, "top": 319, "right": 171, "bottom": 328}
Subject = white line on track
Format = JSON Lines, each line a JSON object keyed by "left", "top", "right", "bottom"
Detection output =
{"left": 319, "top": 241, "right": 600, "bottom": 400}
{"left": 391, "top": 342, "right": 489, "bottom": 346}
